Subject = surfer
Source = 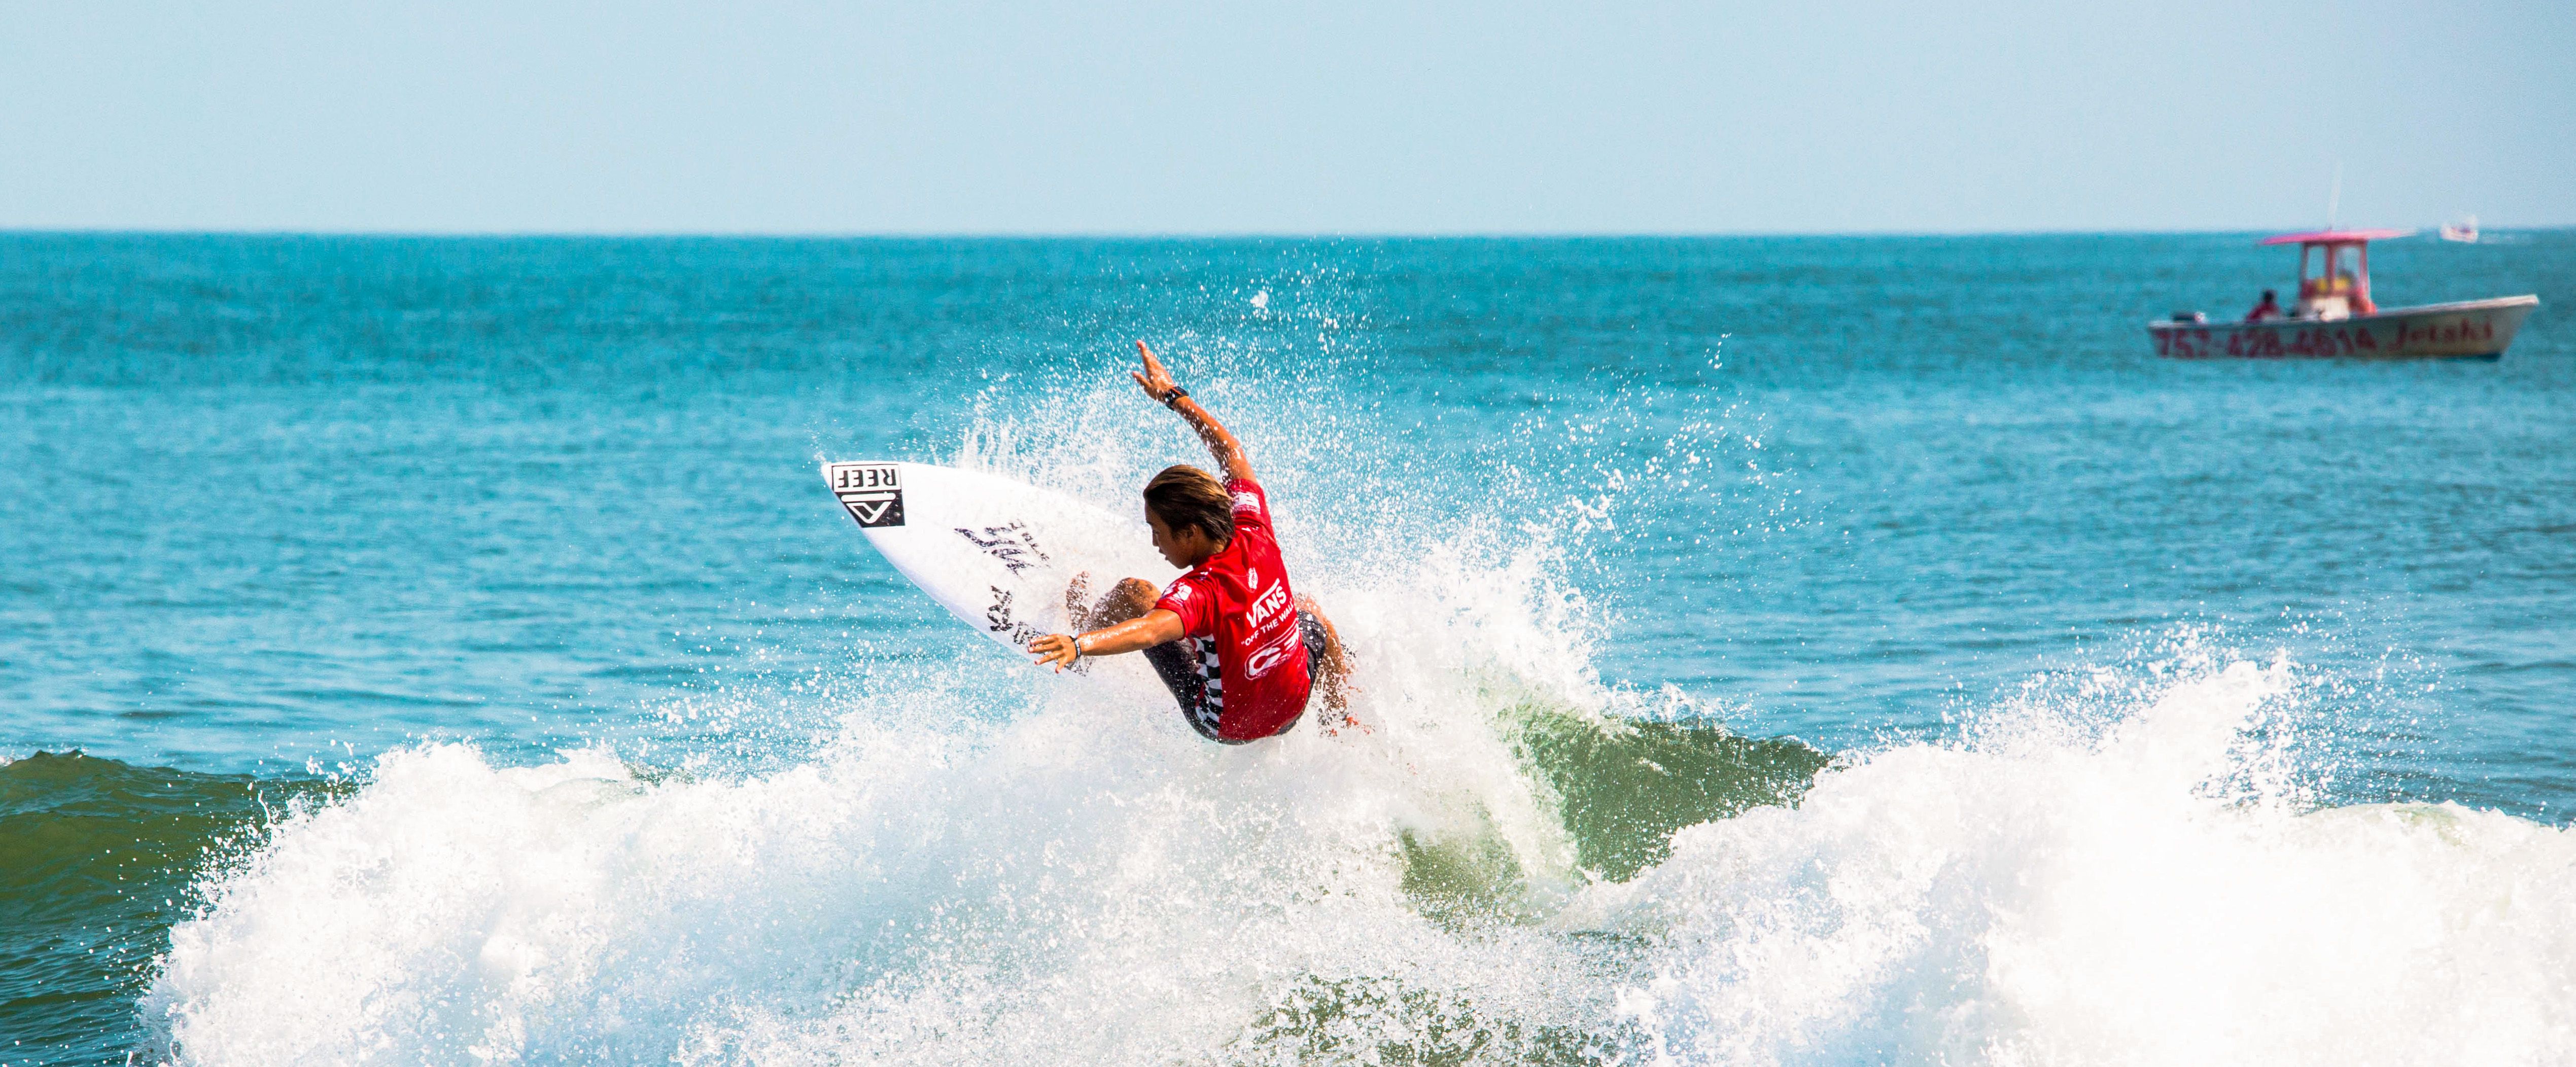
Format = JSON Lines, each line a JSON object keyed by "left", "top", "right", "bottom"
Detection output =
{"left": 1028, "top": 342, "right": 1354, "bottom": 742}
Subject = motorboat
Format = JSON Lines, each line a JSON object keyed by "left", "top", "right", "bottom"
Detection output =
{"left": 2439, "top": 216, "right": 2479, "bottom": 243}
{"left": 2149, "top": 230, "right": 2538, "bottom": 360}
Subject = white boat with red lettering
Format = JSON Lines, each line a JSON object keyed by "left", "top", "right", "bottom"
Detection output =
{"left": 2149, "top": 229, "right": 2539, "bottom": 361}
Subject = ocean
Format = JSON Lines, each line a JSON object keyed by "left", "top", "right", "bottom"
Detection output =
{"left": 3, "top": 232, "right": 2572, "bottom": 1064}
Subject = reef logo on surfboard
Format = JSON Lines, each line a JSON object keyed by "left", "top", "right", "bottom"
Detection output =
{"left": 828, "top": 463, "right": 906, "bottom": 527}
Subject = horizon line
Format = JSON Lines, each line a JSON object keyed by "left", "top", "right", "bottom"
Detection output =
{"left": 4, "top": 224, "right": 2568, "bottom": 241}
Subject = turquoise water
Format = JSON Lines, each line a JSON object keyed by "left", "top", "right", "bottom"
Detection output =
{"left": 4, "top": 233, "right": 2573, "bottom": 1063}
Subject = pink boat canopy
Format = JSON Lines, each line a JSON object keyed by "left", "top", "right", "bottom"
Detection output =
{"left": 2258, "top": 229, "right": 2411, "bottom": 246}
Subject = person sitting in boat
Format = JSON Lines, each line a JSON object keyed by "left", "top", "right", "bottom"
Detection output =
{"left": 2244, "top": 290, "right": 2284, "bottom": 323}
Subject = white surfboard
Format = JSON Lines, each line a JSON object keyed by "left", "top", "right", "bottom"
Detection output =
{"left": 822, "top": 461, "right": 1175, "bottom": 663}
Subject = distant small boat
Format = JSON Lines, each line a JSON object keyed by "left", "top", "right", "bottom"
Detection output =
{"left": 2439, "top": 216, "right": 2480, "bottom": 243}
{"left": 2148, "top": 229, "right": 2539, "bottom": 361}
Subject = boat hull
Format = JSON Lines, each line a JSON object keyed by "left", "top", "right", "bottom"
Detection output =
{"left": 2148, "top": 296, "right": 2539, "bottom": 360}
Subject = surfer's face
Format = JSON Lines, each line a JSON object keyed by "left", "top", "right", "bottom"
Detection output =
{"left": 1146, "top": 510, "right": 1221, "bottom": 568}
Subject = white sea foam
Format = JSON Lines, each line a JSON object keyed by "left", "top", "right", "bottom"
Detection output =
{"left": 1586, "top": 651, "right": 2576, "bottom": 1065}
{"left": 147, "top": 375, "right": 2576, "bottom": 1064}
{"left": 146, "top": 629, "right": 2576, "bottom": 1064}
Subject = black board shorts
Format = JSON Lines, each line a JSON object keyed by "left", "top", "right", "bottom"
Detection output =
{"left": 1143, "top": 610, "right": 1327, "bottom": 743}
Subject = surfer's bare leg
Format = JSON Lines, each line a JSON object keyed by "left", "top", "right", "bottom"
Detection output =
{"left": 1296, "top": 595, "right": 1357, "bottom": 726}
{"left": 1069, "top": 573, "right": 1160, "bottom": 630}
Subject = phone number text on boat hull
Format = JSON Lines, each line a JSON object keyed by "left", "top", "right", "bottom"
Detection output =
{"left": 2152, "top": 318, "right": 2498, "bottom": 359}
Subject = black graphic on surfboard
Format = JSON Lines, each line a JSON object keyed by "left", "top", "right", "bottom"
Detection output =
{"left": 829, "top": 463, "right": 906, "bottom": 527}
{"left": 955, "top": 522, "right": 1051, "bottom": 574}
{"left": 982, "top": 584, "right": 1062, "bottom": 658}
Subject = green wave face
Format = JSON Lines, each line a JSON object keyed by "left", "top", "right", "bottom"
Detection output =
{"left": 1395, "top": 699, "right": 1833, "bottom": 928}
{"left": 1512, "top": 704, "right": 1833, "bottom": 883}
{"left": 1317, "top": 704, "right": 1833, "bottom": 1061}
{"left": 0, "top": 753, "right": 337, "bottom": 1065}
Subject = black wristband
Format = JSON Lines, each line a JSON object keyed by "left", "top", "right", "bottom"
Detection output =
{"left": 1162, "top": 386, "right": 1190, "bottom": 408}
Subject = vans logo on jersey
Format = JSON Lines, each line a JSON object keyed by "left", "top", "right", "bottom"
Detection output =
{"left": 1247, "top": 582, "right": 1290, "bottom": 626}
{"left": 1233, "top": 491, "right": 1261, "bottom": 514}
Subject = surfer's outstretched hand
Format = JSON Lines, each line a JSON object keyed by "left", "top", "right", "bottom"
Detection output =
{"left": 1131, "top": 340, "right": 1179, "bottom": 401}
{"left": 1029, "top": 633, "right": 1081, "bottom": 671}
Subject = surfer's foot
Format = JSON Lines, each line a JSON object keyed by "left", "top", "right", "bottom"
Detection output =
{"left": 1071, "top": 576, "right": 1160, "bottom": 630}
{"left": 1065, "top": 572, "right": 1095, "bottom": 630}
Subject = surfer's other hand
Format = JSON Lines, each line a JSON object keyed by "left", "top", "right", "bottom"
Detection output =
{"left": 1029, "top": 633, "right": 1080, "bottom": 671}
{"left": 1131, "top": 340, "right": 1178, "bottom": 400}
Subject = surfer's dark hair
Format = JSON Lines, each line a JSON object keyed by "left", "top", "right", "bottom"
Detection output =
{"left": 1143, "top": 465, "right": 1234, "bottom": 543}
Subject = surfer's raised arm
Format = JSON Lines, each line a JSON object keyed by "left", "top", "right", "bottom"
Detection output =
{"left": 1132, "top": 340, "right": 1255, "bottom": 483}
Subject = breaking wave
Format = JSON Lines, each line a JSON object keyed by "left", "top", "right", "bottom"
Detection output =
{"left": 137, "top": 371, "right": 2576, "bottom": 1065}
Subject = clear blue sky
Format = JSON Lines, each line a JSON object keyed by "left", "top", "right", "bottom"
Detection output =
{"left": 3, "top": 1, "right": 2568, "bottom": 234}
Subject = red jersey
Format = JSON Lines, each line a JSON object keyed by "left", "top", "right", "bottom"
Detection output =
{"left": 1153, "top": 478, "right": 1312, "bottom": 741}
